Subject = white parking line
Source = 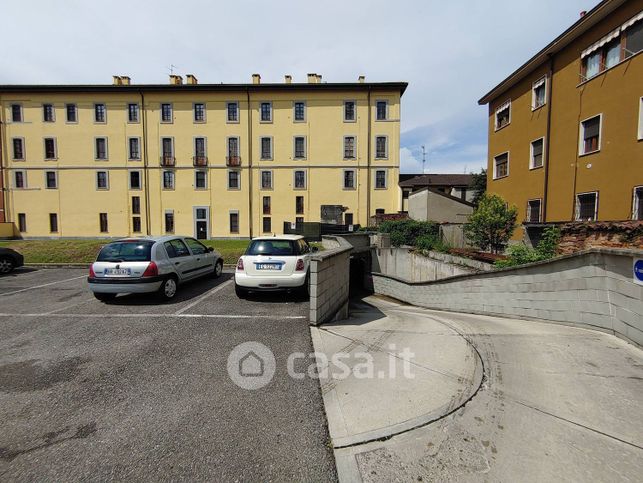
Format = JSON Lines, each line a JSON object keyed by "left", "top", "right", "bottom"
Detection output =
{"left": 173, "top": 279, "right": 233, "bottom": 315}
{"left": 0, "top": 275, "right": 86, "bottom": 297}
{"left": 0, "top": 312, "right": 306, "bottom": 320}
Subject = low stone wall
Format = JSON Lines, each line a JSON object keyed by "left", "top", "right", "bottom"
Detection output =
{"left": 373, "top": 248, "right": 643, "bottom": 347}
{"left": 373, "top": 246, "right": 492, "bottom": 282}
{"left": 558, "top": 221, "right": 643, "bottom": 254}
{"left": 309, "top": 245, "right": 352, "bottom": 325}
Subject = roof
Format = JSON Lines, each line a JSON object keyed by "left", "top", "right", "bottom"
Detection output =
{"left": 409, "top": 187, "right": 476, "bottom": 208}
{"left": 0, "top": 81, "right": 408, "bottom": 95}
{"left": 478, "top": 0, "right": 627, "bottom": 105}
{"left": 252, "top": 235, "right": 304, "bottom": 241}
{"left": 399, "top": 173, "right": 474, "bottom": 188}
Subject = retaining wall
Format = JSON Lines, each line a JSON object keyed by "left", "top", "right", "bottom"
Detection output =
{"left": 373, "top": 248, "right": 643, "bottom": 347}
{"left": 309, "top": 245, "right": 352, "bottom": 325}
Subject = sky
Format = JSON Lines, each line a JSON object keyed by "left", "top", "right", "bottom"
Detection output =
{"left": 1, "top": 0, "right": 600, "bottom": 174}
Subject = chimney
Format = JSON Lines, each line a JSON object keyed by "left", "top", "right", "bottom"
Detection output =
{"left": 358, "top": 75, "right": 365, "bottom": 83}
{"left": 316, "top": 74, "right": 323, "bottom": 83}
{"left": 580, "top": 10, "right": 587, "bottom": 17}
{"left": 307, "top": 73, "right": 318, "bottom": 84}
{"left": 120, "top": 76, "right": 131, "bottom": 85}
{"left": 112, "top": 75, "right": 122, "bottom": 86}
{"left": 284, "top": 75, "right": 292, "bottom": 84}
{"left": 252, "top": 73, "right": 261, "bottom": 84}
{"left": 169, "top": 74, "right": 183, "bottom": 85}
{"left": 186, "top": 74, "right": 198, "bottom": 85}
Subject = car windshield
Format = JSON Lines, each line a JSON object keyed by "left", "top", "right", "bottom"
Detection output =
{"left": 246, "top": 240, "right": 295, "bottom": 256}
{"left": 97, "top": 241, "right": 153, "bottom": 262}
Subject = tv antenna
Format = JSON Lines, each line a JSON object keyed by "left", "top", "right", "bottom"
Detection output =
{"left": 167, "top": 64, "right": 177, "bottom": 75}
{"left": 421, "top": 145, "right": 427, "bottom": 173}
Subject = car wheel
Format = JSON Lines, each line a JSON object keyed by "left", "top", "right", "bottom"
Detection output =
{"left": 235, "top": 284, "right": 248, "bottom": 298}
{"left": 94, "top": 292, "right": 116, "bottom": 302}
{"left": 0, "top": 256, "right": 15, "bottom": 274}
{"left": 213, "top": 260, "right": 223, "bottom": 278}
{"left": 158, "top": 276, "right": 178, "bottom": 301}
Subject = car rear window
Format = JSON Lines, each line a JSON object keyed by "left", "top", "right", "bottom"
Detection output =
{"left": 97, "top": 241, "right": 153, "bottom": 262}
{"left": 246, "top": 240, "right": 295, "bottom": 256}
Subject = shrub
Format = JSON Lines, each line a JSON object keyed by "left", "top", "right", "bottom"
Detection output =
{"left": 415, "top": 234, "right": 451, "bottom": 253}
{"left": 378, "top": 220, "right": 439, "bottom": 247}
{"left": 495, "top": 226, "right": 561, "bottom": 268}
{"left": 464, "top": 194, "right": 517, "bottom": 254}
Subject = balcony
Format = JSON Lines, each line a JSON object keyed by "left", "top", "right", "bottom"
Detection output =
{"left": 193, "top": 155, "right": 208, "bottom": 167}
{"left": 226, "top": 155, "right": 241, "bottom": 167}
{"left": 160, "top": 155, "right": 175, "bottom": 167}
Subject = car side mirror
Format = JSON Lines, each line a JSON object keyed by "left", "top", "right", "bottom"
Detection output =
{"left": 207, "top": 247, "right": 214, "bottom": 252}
{"left": 311, "top": 246, "right": 319, "bottom": 253}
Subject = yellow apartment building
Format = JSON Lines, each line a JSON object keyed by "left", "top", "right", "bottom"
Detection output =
{"left": 479, "top": 0, "right": 643, "bottom": 240}
{"left": 0, "top": 74, "right": 407, "bottom": 238}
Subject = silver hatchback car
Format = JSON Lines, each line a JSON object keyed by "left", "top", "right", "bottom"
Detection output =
{"left": 88, "top": 236, "right": 224, "bottom": 302}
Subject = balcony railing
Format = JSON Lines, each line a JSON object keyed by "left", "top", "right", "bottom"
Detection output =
{"left": 193, "top": 155, "right": 208, "bottom": 167}
{"left": 160, "top": 155, "right": 175, "bottom": 167}
{"left": 226, "top": 155, "right": 241, "bottom": 167}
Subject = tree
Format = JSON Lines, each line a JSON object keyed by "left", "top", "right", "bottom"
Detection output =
{"left": 464, "top": 193, "right": 517, "bottom": 254}
{"left": 469, "top": 168, "right": 487, "bottom": 206}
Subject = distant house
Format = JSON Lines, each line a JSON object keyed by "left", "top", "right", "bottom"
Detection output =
{"left": 399, "top": 174, "right": 474, "bottom": 211}
{"left": 408, "top": 187, "right": 475, "bottom": 223}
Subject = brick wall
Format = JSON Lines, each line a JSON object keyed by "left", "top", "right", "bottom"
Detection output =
{"left": 558, "top": 221, "right": 643, "bottom": 255}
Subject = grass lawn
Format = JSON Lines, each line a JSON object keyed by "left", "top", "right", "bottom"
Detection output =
{"left": 0, "top": 239, "right": 322, "bottom": 265}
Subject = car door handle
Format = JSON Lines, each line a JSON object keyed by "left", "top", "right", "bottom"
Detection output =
{"left": 196, "top": 258, "right": 201, "bottom": 261}
{"left": 175, "top": 262, "right": 180, "bottom": 265}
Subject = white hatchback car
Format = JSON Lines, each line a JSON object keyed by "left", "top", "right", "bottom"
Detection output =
{"left": 234, "top": 235, "right": 317, "bottom": 297}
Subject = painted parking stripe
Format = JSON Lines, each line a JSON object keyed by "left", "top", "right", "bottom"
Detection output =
{"left": 0, "top": 312, "right": 306, "bottom": 320}
{"left": 0, "top": 275, "right": 86, "bottom": 297}
{"left": 173, "top": 279, "right": 233, "bottom": 315}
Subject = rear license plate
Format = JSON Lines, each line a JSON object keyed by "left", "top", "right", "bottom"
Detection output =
{"left": 256, "top": 263, "right": 280, "bottom": 270}
{"left": 105, "top": 268, "right": 131, "bottom": 276}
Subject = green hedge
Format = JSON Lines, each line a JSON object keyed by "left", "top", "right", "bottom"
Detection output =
{"left": 378, "top": 220, "right": 440, "bottom": 247}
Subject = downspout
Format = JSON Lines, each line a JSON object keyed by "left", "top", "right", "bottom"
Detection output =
{"left": 542, "top": 54, "right": 554, "bottom": 222}
{"left": 571, "top": 86, "right": 585, "bottom": 221}
{"left": 0, "top": 99, "right": 6, "bottom": 224}
{"left": 140, "top": 90, "right": 151, "bottom": 235}
{"left": 366, "top": 86, "right": 372, "bottom": 223}
{"left": 246, "top": 88, "right": 254, "bottom": 238}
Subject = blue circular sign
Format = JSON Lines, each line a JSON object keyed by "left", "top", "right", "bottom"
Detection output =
{"left": 635, "top": 260, "right": 643, "bottom": 282}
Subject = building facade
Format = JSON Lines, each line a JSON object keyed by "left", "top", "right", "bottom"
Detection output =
{"left": 479, "top": 0, "right": 643, "bottom": 239}
{"left": 399, "top": 173, "right": 475, "bottom": 212}
{"left": 0, "top": 74, "right": 406, "bottom": 238}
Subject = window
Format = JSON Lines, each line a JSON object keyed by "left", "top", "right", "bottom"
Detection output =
{"left": 128, "top": 137, "right": 141, "bottom": 160}
{"left": 260, "top": 137, "right": 273, "bottom": 160}
{"left": 45, "top": 171, "right": 57, "bottom": 189}
{"left": 43, "top": 103, "right": 55, "bottom": 122}
{"left": 95, "top": 137, "right": 108, "bottom": 160}
{"left": 195, "top": 170, "right": 207, "bottom": 189}
{"left": 14, "top": 171, "right": 26, "bottom": 189}
{"left": 296, "top": 196, "right": 304, "bottom": 215}
{"left": 99, "top": 213, "right": 109, "bottom": 233}
{"left": 12, "top": 138, "right": 24, "bottom": 160}
{"left": 495, "top": 100, "right": 511, "bottom": 130}
{"left": 194, "top": 103, "right": 206, "bottom": 122}
{"left": 261, "top": 170, "right": 273, "bottom": 190}
{"left": 129, "top": 171, "right": 141, "bottom": 190}
{"left": 634, "top": 186, "right": 643, "bottom": 221}
{"left": 294, "top": 101, "right": 306, "bottom": 122}
{"left": 624, "top": 19, "right": 643, "bottom": 58}
{"left": 260, "top": 102, "right": 272, "bottom": 122}
{"left": 194, "top": 137, "right": 207, "bottom": 165}
{"left": 605, "top": 39, "right": 621, "bottom": 69}
{"left": 344, "top": 136, "right": 357, "bottom": 159}
{"left": 294, "top": 136, "right": 306, "bottom": 159}
{"left": 375, "top": 208, "right": 385, "bottom": 215}
{"left": 161, "top": 137, "right": 174, "bottom": 165}
{"left": 162, "top": 170, "right": 175, "bottom": 190}
{"left": 227, "top": 137, "right": 240, "bottom": 165}
{"left": 49, "top": 213, "right": 58, "bottom": 233}
{"left": 375, "top": 136, "right": 388, "bottom": 159}
{"left": 375, "top": 169, "right": 387, "bottom": 189}
{"left": 576, "top": 192, "right": 598, "bottom": 221}
{"left": 161, "top": 103, "right": 173, "bottom": 122}
{"left": 345, "top": 213, "right": 354, "bottom": 226}
{"left": 94, "top": 103, "right": 106, "bottom": 123}
{"left": 532, "top": 77, "right": 546, "bottom": 109}
{"left": 530, "top": 138, "right": 544, "bottom": 169}
{"left": 128, "top": 103, "right": 139, "bottom": 123}
{"left": 11, "top": 104, "right": 22, "bottom": 122}
{"left": 229, "top": 212, "right": 239, "bottom": 233}
{"left": 294, "top": 170, "right": 306, "bottom": 189}
{"left": 132, "top": 196, "right": 141, "bottom": 215}
{"left": 132, "top": 216, "right": 141, "bottom": 233}
{"left": 66, "top": 104, "right": 77, "bottom": 123}
{"left": 165, "top": 239, "right": 191, "bottom": 258}
{"left": 227, "top": 102, "right": 239, "bottom": 122}
{"left": 96, "top": 171, "right": 109, "bottom": 190}
{"left": 262, "top": 216, "right": 272, "bottom": 233}
{"left": 18, "top": 213, "right": 26, "bottom": 233}
{"left": 376, "top": 101, "right": 387, "bottom": 120}
{"left": 164, "top": 211, "right": 175, "bottom": 233}
{"left": 343, "top": 169, "right": 356, "bottom": 189}
{"left": 580, "top": 115, "right": 601, "bottom": 155}
{"left": 344, "top": 101, "right": 356, "bottom": 121}
{"left": 44, "top": 138, "right": 57, "bottom": 160}
{"left": 527, "top": 199, "right": 542, "bottom": 223}
{"left": 584, "top": 50, "right": 602, "bottom": 79}
{"left": 228, "top": 170, "right": 240, "bottom": 189}
{"left": 263, "top": 196, "right": 271, "bottom": 215}
{"left": 494, "top": 152, "right": 509, "bottom": 179}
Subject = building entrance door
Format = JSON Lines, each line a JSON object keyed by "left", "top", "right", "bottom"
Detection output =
{"left": 194, "top": 207, "right": 209, "bottom": 240}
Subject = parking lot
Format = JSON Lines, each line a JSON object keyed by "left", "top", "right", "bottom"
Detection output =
{"left": 0, "top": 268, "right": 336, "bottom": 481}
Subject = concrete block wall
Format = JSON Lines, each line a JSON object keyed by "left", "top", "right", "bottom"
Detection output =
{"left": 310, "top": 246, "right": 352, "bottom": 325}
{"left": 372, "top": 248, "right": 643, "bottom": 347}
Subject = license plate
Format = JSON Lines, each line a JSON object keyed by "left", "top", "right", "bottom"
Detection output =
{"left": 256, "top": 263, "right": 280, "bottom": 271}
{"left": 105, "top": 268, "right": 131, "bottom": 276}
